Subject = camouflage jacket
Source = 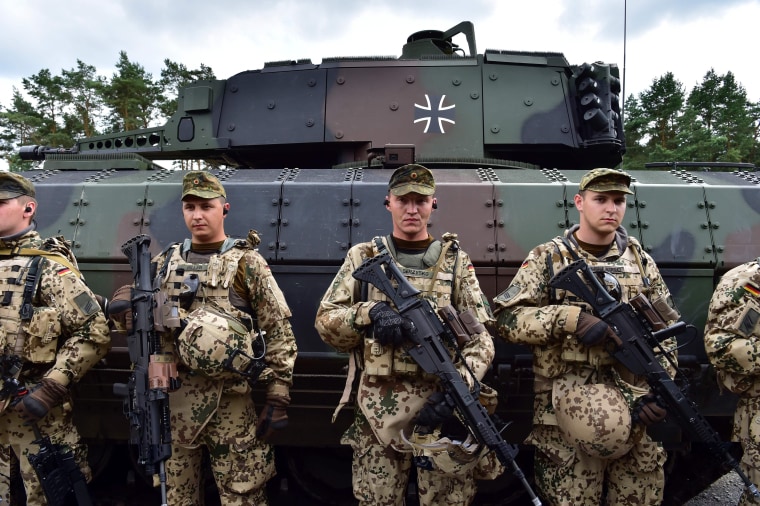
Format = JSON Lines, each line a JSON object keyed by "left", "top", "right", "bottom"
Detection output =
{"left": 314, "top": 234, "right": 495, "bottom": 447}
{"left": 0, "top": 230, "right": 110, "bottom": 387}
{"left": 492, "top": 226, "right": 678, "bottom": 422}
{"left": 704, "top": 259, "right": 760, "bottom": 396}
{"left": 157, "top": 234, "right": 297, "bottom": 444}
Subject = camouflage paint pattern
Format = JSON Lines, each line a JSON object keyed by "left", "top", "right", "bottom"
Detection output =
{"left": 13, "top": 20, "right": 760, "bottom": 503}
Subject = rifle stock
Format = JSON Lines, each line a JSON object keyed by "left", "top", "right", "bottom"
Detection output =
{"left": 353, "top": 254, "right": 542, "bottom": 505}
{"left": 112, "top": 234, "right": 177, "bottom": 506}
{"left": 549, "top": 258, "right": 760, "bottom": 499}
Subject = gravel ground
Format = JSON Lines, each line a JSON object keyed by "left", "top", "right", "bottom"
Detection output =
{"left": 683, "top": 471, "right": 744, "bottom": 505}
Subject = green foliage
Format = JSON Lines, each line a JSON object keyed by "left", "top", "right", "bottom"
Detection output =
{"left": 624, "top": 68, "right": 759, "bottom": 168}
{"left": 0, "top": 53, "right": 214, "bottom": 167}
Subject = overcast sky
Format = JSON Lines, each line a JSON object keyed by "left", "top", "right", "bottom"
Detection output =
{"left": 1, "top": 0, "right": 757, "bottom": 133}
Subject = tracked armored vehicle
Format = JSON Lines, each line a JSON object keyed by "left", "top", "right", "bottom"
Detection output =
{"left": 18, "top": 21, "right": 760, "bottom": 504}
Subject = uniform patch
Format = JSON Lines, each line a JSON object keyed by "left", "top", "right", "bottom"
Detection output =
{"left": 520, "top": 260, "right": 529, "bottom": 269}
{"left": 73, "top": 292, "right": 100, "bottom": 317}
{"left": 56, "top": 267, "right": 71, "bottom": 276}
{"left": 739, "top": 307, "right": 760, "bottom": 337}
{"left": 744, "top": 283, "right": 760, "bottom": 298}
{"left": 467, "top": 264, "right": 475, "bottom": 272}
{"left": 495, "top": 284, "right": 521, "bottom": 303}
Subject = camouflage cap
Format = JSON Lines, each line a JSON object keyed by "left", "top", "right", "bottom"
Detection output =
{"left": 388, "top": 164, "right": 435, "bottom": 196}
{"left": 0, "top": 171, "right": 35, "bottom": 199}
{"left": 579, "top": 168, "right": 633, "bottom": 195}
{"left": 182, "top": 171, "right": 226, "bottom": 200}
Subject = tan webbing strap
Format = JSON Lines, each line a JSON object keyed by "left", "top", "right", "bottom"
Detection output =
{"left": 0, "top": 248, "right": 80, "bottom": 277}
{"left": 332, "top": 348, "right": 361, "bottom": 423}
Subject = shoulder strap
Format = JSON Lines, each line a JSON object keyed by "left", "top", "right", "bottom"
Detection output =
{"left": 0, "top": 247, "right": 80, "bottom": 277}
{"left": 19, "top": 256, "right": 44, "bottom": 321}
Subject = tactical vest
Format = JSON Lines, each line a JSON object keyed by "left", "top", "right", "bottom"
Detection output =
{"left": 0, "top": 239, "right": 79, "bottom": 364}
{"left": 538, "top": 235, "right": 649, "bottom": 375}
{"left": 159, "top": 238, "right": 253, "bottom": 327}
{"left": 362, "top": 235, "right": 460, "bottom": 377}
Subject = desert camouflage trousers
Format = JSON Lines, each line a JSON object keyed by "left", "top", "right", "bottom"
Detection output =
{"left": 529, "top": 424, "right": 665, "bottom": 506}
{"left": 166, "top": 390, "right": 275, "bottom": 506}
{"left": 733, "top": 397, "right": 760, "bottom": 505}
{"left": 341, "top": 410, "right": 477, "bottom": 506}
{"left": 0, "top": 399, "right": 91, "bottom": 505}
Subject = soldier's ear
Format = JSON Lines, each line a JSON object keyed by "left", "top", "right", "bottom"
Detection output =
{"left": 432, "top": 198, "right": 438, "bottom": 210}
{"left": 384, "top": 197, "right": 390, "bottom": 207}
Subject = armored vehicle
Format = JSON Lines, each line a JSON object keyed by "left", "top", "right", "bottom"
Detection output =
{"left": 18, "top": 21, "right": 760, "bottom": 504}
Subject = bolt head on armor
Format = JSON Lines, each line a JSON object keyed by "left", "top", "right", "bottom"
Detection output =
{"left": 388, "top": 163, "right": 436, "bottom": 196}
{"left": 579, "top": 168, "right": 633, "bottom": 195}
{"left": 181, "top": 171, "right": 226, "bottom": 200}
{"left": 555, "top": 384, "right": 634, "bottom": 459}
{"left": 0, "top": 171, "right": 35, "bottom": 199}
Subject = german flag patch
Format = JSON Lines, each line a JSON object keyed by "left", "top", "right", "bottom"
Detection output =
{"left": 744, "top": 283, "right": 760, "bottom": 298}
{"left": 57, "top": 267, "right": 71, "bottom": 276}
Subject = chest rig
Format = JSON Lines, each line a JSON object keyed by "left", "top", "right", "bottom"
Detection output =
{"left": 0, "top": 237, "right": 79, "bottom": 363}
{"left": 158, "top": 238, "right": 252, "bottom": 327}
{"left": 362, "top": 235, "right": 460, "bottom": 377}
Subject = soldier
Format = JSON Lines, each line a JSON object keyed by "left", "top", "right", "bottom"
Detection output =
{"left": 314, "top": 164, "right": 497, "bottom": 505}
{"left": 110, "top": 171, "right": 297, "bottom": 505}
{"left": 0, "top": 171, "right": 111, "bottom": 504}
{"left": 704, "top": 258, "right": 760, "bottom": 505}
{"left": 492, "top": 168, "right": 681, "bottom": 505}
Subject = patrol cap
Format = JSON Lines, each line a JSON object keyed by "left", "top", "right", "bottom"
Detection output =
{"left": 579, "top": 168, "right": 633, "bottom": 195}
{"left": 388, "top": 164, "right": 436, "bottom": 196}
{"left": 182, "top": 171, "right": 226, "bottom": 200}
{"left": 0, "top": 171, "right": 35, "bottom": 199}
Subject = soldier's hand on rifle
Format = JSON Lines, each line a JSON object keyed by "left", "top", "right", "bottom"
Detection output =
{"left": 256, "top": 392, "right": 290, "bottom": 442}
{"left": 14, "top": 378, "right": 67, "bottom": 423}
{"left": 575, "top": 312, "right": 615, "bottom": 346}
{"left": 108, "top": 285, "right": 133, "bottom": 333}
{"left": 369, "top": 301, "right": 415, "bottom": 346}
{"left": 633, "top": 394, "right": 667, "bottom": 426}
{"left": 415, "top": 391, "right": 455, "bottom": 428}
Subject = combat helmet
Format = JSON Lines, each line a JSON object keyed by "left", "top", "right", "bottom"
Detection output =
{"left": 555, "top": 383, "right": 634, "bottom": 459}
{"left": 176, "top": 306, "right": 265, "bottom": 380}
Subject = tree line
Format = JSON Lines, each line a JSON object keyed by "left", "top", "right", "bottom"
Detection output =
{"left": 0, "top": 52, "right": 214, "bottom": 170}
{"left": 1, "top": 54, "right": 758, "bottom": 171}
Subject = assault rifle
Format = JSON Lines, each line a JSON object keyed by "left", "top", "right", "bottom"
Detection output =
{"left": 549, "top": 258, "right": 760, "bottom": 499}
{"left": 113, "top": 234, "right": 179, "bottom": 506}
{"left": 1, "top": 355, "right": 92, "bottom": 506}
{"left": 353, "top": 254, "right": 542, "bottom": 506}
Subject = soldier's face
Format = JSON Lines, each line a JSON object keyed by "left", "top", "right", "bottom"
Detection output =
{"left": 386, "top": 192, "right": 434, "bottom": 241}
{"left": 574, "top": 190, "right": 627, "bottom": 244}
{"left": 0, "top": 197, "right": 28, "bottom": 238}
{"left": 182, "top": 196, "right": 229, "bottom": 244}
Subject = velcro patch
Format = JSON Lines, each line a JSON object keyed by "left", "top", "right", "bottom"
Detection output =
{"left": 739, "top": 306, "right": 760, "bottom": 337}
{"left": 73, "top": 291, "right": 100, "bottom": 317}
{"left": 495, "top": 284, "right": 521, "bottom": 303}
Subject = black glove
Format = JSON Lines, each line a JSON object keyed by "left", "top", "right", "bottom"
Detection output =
{"left": 256, "top": 393, "right": 290, "bottom": 442}
{"left": 368, "top": 302, "right": 414, "bottom": 347}
{"left": 633, "top": 394, "right": 667, "bottom": 426}
{"left": 14, "top": 378, "right": 68, "bottom": 423}
{"left": 415, "top": 391, "right": 455, "bottom": 428}
{"left": 575, "top": 312, "right": 612, "bottom": 347}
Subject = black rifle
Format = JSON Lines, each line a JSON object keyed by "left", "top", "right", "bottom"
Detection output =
{"left": 1, "top": 356, "right": 92, "bottom": 506}
{"left": 353, "top": 254, "right": 542, "bottom": 506}
{"left": 549, "top": 258, "right": 760, "bottom": 499}
{"left": 113, "top": 234, "right": 178, "bottom": 506}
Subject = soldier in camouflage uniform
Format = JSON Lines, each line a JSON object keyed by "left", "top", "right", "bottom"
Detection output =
{"left": 314, "top": 164, "right": 496, "bottom": 505}
{"left": 111, "top": 171, "right": 297, "bottom": 506}
{"left": 704, "top": 258, "right": 760, "bottom": 505}
{"left": 492, "top": 168, "right": 681, "bottom": 506}
{"left": 0, "top": 172, "right": 111, "bottom": 504}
